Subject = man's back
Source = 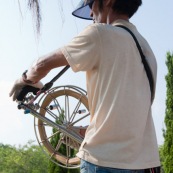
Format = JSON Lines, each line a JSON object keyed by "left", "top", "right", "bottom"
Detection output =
{"left": 61, "top": 19, "right": 160, "bottom": 169}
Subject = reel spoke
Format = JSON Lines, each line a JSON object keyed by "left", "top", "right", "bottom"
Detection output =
{"left": 71, "top": 113, "right": 90, "bottom": 126}
{"left": 70, "top": 98, "right": 82, "bottom": 123}
{"left": 65, "top": 95, "right": 70, "bottom": 123}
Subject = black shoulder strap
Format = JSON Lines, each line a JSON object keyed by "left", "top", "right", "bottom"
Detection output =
{"left": 116, "top": 25, "right": 154, "bottom": 102}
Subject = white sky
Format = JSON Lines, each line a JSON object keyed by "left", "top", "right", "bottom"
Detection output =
{"left": 0, "top": 0, "right": 173, "bottom": 146}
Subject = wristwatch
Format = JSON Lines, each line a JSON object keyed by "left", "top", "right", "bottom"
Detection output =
{"left": 22, "top": 70, "right": 36, "bottom": 84}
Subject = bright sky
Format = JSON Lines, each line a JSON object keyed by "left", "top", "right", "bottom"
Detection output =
{"left": 0, "top": 0, "right": 172, "bottom": 146}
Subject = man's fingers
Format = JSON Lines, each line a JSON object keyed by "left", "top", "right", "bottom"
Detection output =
{"left": 9, "top": 78, "right": 43, "bottom": 102}
{"left": 9, "top": 86, "right": 15, "bottom": 97}
{"left": 12, "top": 90, "right": 21, "bottom": 101}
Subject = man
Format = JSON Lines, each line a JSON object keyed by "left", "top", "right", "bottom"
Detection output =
{"left": 10, "top": 0, "right": 160, "bottom": 172}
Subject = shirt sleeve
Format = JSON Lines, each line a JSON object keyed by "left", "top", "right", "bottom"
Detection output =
{"left": 61, "top": 24, "right": 101, "bottom": 72}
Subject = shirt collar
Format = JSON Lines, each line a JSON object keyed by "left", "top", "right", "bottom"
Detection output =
{"left": 111, "top": 19, "right": 137, "bottom": 31}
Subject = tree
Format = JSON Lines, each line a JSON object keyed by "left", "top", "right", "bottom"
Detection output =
{"left": 0, "top": 141, "right": 48, "bottom": 173}
{"left": 162, "top": 52, "right": 173, "bottom": 173}
{"left": 159, "top": 145, "right": 165, "bottom": 173}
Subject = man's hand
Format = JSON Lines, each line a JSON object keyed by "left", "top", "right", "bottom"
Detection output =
{"left": 9, "top": 78, "right": 43, "bottom": 101}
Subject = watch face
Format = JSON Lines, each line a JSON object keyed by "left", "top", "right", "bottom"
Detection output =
{"left": 72, "top": 0, "right": 94, "bottom": 20}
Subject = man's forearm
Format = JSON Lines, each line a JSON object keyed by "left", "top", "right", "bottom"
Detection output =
{"left": 25, "top": 49, "right": 69, "bottom": 83}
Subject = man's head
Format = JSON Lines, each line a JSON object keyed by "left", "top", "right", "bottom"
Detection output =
{"left": 72, "top": 0, "right": 142, "bottom": 22}
{"left": 111, "top": 0, "right": 142, "bottom": 18}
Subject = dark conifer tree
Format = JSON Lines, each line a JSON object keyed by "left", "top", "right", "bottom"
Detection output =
{"left": 162, "top": 52, "right": 173, "bottom": 173}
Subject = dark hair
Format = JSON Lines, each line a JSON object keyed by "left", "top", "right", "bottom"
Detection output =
{"left": 98, "top": 0, "right": 142, "bottom": 18}
{"left": 98, "top": 0, "right": 104, "bottom": 11}
{"left": 112, "top": 0, "right": 142, "bottom": 18}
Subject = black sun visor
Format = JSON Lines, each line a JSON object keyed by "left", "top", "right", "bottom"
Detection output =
{"left": 72, "top": 0, "right": 94, "bottom": 20}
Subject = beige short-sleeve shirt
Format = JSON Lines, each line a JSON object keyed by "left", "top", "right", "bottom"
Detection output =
{"left": 61, "top": 20, "right": 160, "bottom": 169}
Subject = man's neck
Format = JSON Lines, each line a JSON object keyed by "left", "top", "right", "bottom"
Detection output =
{"left": 107, "top": 11, "right": 129, "bottom": 24}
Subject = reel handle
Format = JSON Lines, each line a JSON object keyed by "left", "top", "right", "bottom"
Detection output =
{"left": 17, "top": 86, "right": 40, "bottom": 101}
{"left": 17, "top": 65, "right": 70, "bottom": 102}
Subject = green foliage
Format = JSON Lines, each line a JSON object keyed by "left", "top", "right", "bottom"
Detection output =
{"left": 0, "top": 141, "right": 48, "bottom": 173}
{"left": 159, "top": 145, "right": 165, "bottom": 173}
{"left": 162, "top": 52, "right": 173, "bottom": 173}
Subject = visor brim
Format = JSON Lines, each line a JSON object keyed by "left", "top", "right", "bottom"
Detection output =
{"left": 72, "top": 0, "right": 94, "bottom": 20}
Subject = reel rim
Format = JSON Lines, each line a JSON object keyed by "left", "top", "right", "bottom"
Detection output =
{"left": 34, "top": 85, "right": 89, "bottom": 169}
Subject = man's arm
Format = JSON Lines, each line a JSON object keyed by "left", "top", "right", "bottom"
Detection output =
{"left": 25, "top": 49, "right": 69, "bottom": 83}
{"left": 9, "top": 49, "right": 69, "bottom": 101}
